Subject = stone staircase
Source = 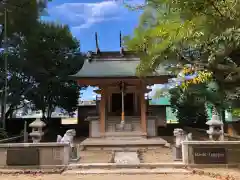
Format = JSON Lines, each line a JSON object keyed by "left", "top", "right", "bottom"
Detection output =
{"left": 106, "top": 116, "right": 142, "bottom": 130}
{"left": 105, "top": 116, "right": 142, "bottom": 137}
{"left": 79, "top": 116, "right": 166, "bottom": 150}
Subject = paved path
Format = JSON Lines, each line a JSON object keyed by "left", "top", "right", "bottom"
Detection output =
{"left": 63, "top": 168, "right": 190, "bottom": 175}
{"left": 0, "top": 174, "right": 216, "bottom": 180}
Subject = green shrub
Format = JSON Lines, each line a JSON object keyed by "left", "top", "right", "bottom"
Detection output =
{"left": 0, "top": 128, "right": 8, "bottom": 139}
{"left": 232, "top": 108, "right": 240, "bottom": 117}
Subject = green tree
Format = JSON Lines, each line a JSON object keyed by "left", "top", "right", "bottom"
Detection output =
{"left": 0, "top": 1, "right": 84, "bottom": 120}
{"left": 21, "top": 22, "right": 84, "bottom": 119}
{"left": 124, "top": 0, "right": 240, "bottom": 123}
{"left": 0, "top": 0, "right": 49, "bottom": 120}
{"left": 0, "top": 0, "right": 48, "bottom": 46}
{"left": 124, "top": 0, "right": 240, "bottom": 93}
{"left": 56, "top": 81, "right": 80, "bottom": 117}
{"left": 169, "top": 86, "right": 207, "bottom": 125}
{"left": 169, "top": 81, "right": 231, "bottom": 124}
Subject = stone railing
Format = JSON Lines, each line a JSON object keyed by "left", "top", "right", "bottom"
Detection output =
{"left": 0, "top": 142, "right": 70, "bottom": 168}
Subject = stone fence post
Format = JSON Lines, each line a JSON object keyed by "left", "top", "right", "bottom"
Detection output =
{"left": 181, "top": 141, "right": 189, "bottom": 164}
{"left": 173, "top": 128, "right": 185, "bottom": 161}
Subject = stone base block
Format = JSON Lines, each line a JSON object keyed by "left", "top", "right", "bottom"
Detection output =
{"left": 173, "top": 146, "right": 182, "bottom": 161}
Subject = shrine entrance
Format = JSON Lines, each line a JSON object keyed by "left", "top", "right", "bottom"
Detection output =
{"left": 124, "top": 93, "right": 134, "bottom": 116}
{"left": 71, "top": 32, "right": 172, "bottom": 137}
{"left": 111, "top": 93, "right": 134, "bottom": 116}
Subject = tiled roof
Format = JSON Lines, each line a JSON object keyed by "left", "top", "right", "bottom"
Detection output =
{"left": 71, "top": 51, "right": 171, "bottom": 78}
{"left": 85, "top": 51, "right": 139, "bottom": 59}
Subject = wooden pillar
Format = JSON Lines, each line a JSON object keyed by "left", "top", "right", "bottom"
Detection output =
{"left": 108, "top": 93, "right": 111, "bottom": 113}
{"left": 140, "top": 82, "right": 147, "bottom": 136}
{"left": 121, "top": 82, "right": 125, "bottom": 124}
{"left": 99, "top": 88, "right": 106, "bottom": 137}
{"left": 134, "top": 92, "right": 138, "bottom": 115}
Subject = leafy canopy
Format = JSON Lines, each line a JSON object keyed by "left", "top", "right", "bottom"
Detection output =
{"left": 22, "top": 22, "right": 84, "bottom": 117}
{"left": 0, "top": 0, "right": 84, "bottom": 119}
{"left": 124, "top": 0, "right": 240, "bottom": 92}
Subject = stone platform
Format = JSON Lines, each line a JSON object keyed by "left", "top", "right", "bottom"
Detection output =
{"left": 79, "top": 137, "right": 167, "bottom": 150}
{"left": 114, "top": 151, "right": 140, "bottom": 164}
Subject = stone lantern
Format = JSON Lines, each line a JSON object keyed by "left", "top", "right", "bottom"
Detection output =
{"left": 29, "top": 119, "right": 46, "bottom": 143}
{"left": 206, "top": 109, "right": 224, "bottom": 141}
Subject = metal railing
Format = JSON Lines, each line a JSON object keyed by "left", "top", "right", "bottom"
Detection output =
{"left": 0, "top": 135, "right": 24, "bottom": 143}
{"left": 184, "top": 126, "right": 240, "bottom": 141}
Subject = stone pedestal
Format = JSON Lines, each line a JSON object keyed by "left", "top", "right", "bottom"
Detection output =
{"left": 173, "top": 146, "right": 182, "bottom": 161}
{"left": 23, "top": 121, "right": 28, "bottom": 143}
{"left": 70, "top": 145, "right": 80, "bottom": 162}
{"left": 57, "top": 129, "right": 80, "bottom": 162}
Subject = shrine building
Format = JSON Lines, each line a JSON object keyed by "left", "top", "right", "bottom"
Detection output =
{"left": 71, "top": 33, "right": 173, "bottom": 138}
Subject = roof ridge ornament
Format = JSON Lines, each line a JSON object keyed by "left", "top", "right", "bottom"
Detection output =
{"left": 120, "top": 31, "right": 124, "bottom": 57}
{"left": 86, "top": 51, "right": 93, "bottom": 62}
{"left": 95, "top": 32, "right": 101, "bottom": 54}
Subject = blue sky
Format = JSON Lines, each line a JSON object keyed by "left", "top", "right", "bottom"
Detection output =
{"left": 44, "top": 0, "right": 143, "bottom": 52}
{"left": 44, "top": 0, "right": 163, "bottom": 100}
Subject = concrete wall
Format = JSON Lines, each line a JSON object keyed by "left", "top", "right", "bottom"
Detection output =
{"left": 89, "top": 117, "right": 157, "bottom": 137}
{"left": 147, "top": 118, "right": 156, "bottom": 137}
{"left": 227, "top": 121, "right": 240, "bottom": 136}
{"left": 148, "top": 105, "right": 167, "bottom": 127}
{"left": 89, "top": 119, "right": 100, "bottom": 138}
{"left": 0, "top": 143, "right": 70, "bottom": 168}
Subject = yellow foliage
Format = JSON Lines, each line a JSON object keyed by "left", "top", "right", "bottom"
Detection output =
{"left": 180, "top": 68, "right": 212, "bottom": 90}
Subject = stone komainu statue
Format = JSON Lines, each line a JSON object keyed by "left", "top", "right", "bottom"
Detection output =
{"left": 57, "top": 129, "right": 76, "bottom": 147}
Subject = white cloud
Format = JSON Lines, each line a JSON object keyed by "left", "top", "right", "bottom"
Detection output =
{"left": 121, "top": 0, "right": 146, "bottom": 6}
{"left": 148, "top": 84, "right": 165, "bottom": 98}
{"left": 48, "top": 1, "right": 126, "bottom": 30}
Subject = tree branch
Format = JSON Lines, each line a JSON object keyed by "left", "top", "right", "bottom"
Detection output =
{"left": 208, "top": 0, "right": 225, "bottom": 17}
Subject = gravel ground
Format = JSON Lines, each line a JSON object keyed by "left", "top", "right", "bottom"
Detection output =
{"left": 78, "top": 147, "right": 174, "bottom": 163}
{"left": 79, "top": 150, "right": 113, "bottom": 163}
{"left": 0, "top": 174, "right": 217, "bottom": 180}
{"left": 140, "top": 147, "right": 173, "bottom": 162}
{"left": 196, "top": 168, "right": 240, "bottom": 179}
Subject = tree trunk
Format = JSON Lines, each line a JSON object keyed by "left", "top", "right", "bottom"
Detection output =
{"left": 46, "top": 95, "right": 52, "bottom": 119}
{"left": 47, "top": 106, "right": 52, "bottom": 119}
{"left": 0, "top": 24, "right": 5, "bottom": 124}
{"left": 1, "top": 102, "right": 4, "bottom": 124}
{"left": 5, "top": 104, "right": 15, "bottom": 119}
{"left": 41, "top": 109, "right": 46, "bottom": 120}
{"left": 0, "top": 24, "right": 4, "bottom": 49}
